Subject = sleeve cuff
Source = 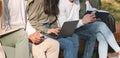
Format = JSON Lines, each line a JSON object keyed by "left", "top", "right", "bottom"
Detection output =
{"left": 26, "top": 21, "right": 36, "bottom": 36}
{"left": 76, "top": 20, "right": 84, "bottom": 28}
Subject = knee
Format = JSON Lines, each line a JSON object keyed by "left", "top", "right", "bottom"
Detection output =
{"left": 95, "top": 22, "right": 107, "bottom": 28}
{"left": 85, "top": 34, "right": 96, "bottom": 43}
{"left": 65, "top": 42, "right": 74, "bottom": 51}
{"left": 58, "top": 39, "right": 74, "bottom": 49}
{"left": 72, "top": 34, "right": 79, "bottom": 47}
{"left": 89, "top": 37, "right": 96, "bottom": 42}
{"left": 53, "top": 40, "right": 60, "bottom": 48}
{"left": 64, "top": 40, "right": 73, "bottom": 49}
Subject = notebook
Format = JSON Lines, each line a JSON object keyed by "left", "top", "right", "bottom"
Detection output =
{"left": 41, "top": 20, "right": 79, "bottom": 39}
{"left": 0, "top": 26, "right": 23, "bottom": 37}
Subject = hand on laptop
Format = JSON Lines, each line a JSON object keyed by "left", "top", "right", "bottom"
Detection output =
{"left": 47, "top": 28, "right": 61, "bottom": 36}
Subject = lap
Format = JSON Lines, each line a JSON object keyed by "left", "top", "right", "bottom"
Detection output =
{"left": 31, "top": 38, "right": 59, "bottom": 58}
{"left": 0, "top": 29, "right": 27, "bottom": 47}
{"left": 75, "top": 22, "right": 106, "bottom": 36}
{"left": 57, "top": 34, "right": 79, "bottom": 49}
{"left": 31, "top": 38, "right": 59, "bottom": 52}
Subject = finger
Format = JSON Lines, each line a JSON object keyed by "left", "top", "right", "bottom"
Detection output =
{"left": 32, "top": 39, "right": 37, "bottom": 44}
{"left": 40, "top": 33, "right": 44, "bottom": 37}
{"left": 35, "top": 39, "right": 41, "bottom": 43}
{"left": 54, "top": 32, "right": 58, "bottom": 35}
{"left": 52, "top": 31, "right": 58, "bottom": 35}
{"left": 90, "top": 18, "right": 96, "bottom": 22}
{"left": 90, "top": 14, "right": 96, "bottom": 18}
{"left": 97, "top": 18, "right": 101, "bottom": 21}
{"left": 40, "top": 36, "right": 44, "bottom": 38}
{"left": 35, "top": 33, "right": 42, "bottom": 39}
{"left": 50, "top": 30, "right": 59, "bottom": 35}
{"left": 50, "top": 32, "right": 58, "bottom": 36}
{"left": 35, "top": 38, "right": 44, "bottom": 43}
{"left": 56, "top": 28, "right": 61, "bottom": 30}
{"left": 93, "top": 18, "right": 98, "bottom": 22}
{"left": 55, "top": 30, "right": 60, "bottom": 33}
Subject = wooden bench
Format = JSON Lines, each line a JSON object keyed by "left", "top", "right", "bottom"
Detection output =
{"left": 114, "top": 23, "right": 120, "bottom": 42}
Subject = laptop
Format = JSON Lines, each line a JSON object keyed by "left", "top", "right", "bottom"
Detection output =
{"left": 41, "top": 20, "right": 79, "bottom": 39}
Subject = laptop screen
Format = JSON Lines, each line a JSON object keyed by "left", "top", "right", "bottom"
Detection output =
{"left": 58, "top": 20, "right": 79, "bottom": 38}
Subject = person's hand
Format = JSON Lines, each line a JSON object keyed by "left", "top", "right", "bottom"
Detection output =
{"left": 47, "top": 28, "right": 60, "bottom": 36}
{"left": 29, "top": 32, "right": 44, "bottom": 44}
{"left": 82, "top": 14, "right": 100, "bottom": 24}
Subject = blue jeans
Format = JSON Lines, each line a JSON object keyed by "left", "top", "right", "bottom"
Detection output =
{"left": 58, "top": 34, "right": 79, "bottom": 58}
{"left": 82, "top": 22, "right": 120, "bottom": 58}
{"left": 75, "top": 24, "right": 96, "bottom": 58}
{"left": 44, "top": 24, "right": 79, "bottom": 58}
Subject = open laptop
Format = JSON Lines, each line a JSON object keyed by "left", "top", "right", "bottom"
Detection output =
{"left": 41, "top": 20, "right": 79, "bottom": 39}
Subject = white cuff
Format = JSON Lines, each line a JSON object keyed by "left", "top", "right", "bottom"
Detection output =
{"left": 85, "top": 1, "right": 97, "bottom": 11}
{"left": 26, "top": 21, "right": 36, "bottom": 36}
{"left": 76, "top": 20, "right": 84, "bottom": 28}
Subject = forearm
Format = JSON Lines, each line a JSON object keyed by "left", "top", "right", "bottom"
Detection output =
{"left": 29, "top": 20, "right": 49, "bottom": 33}
{"left": 26, "top": 21, "right": 36, "bottom": 36}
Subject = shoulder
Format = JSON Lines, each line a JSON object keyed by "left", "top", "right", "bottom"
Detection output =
{"left": 29, "top": 0, "right": 44, "bottom": 5}
{"left": 58, "top": 0, "right": 68, "bottom": 9}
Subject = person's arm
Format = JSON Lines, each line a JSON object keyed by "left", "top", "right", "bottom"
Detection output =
{"left": 26, "top": 21, "right": 36, "bottom": 36}
{"left": 28, "top": 0, "right": 50, "bottom": 33}
{"left": 57, "top": 0, "right": 84, "bottom": 28}
{"left": 28, "top": 0, "right": 60, "bottom": 36}
{"left": 85, "top": 0, "right": 97, "bottom": 11}
{"left": 26, "top": 21, "right": 45, "bottom": 44}
{"left": 57, "top": 1, "right": 67, "bottom": 27}
{"left": 28, "top": 0, "right": 33, "bottom": 4}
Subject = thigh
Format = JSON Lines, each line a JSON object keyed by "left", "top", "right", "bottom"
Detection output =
{"left": 0, "top": 29, "right": 27, "bottom": 47}
{"left": 57, "top": 37, "right": 74, "bottom": 49}
{"left": 32, "top": 38, "right": 59, "bottom": 58}
{"left": 83, "top": 22, "right": 106, "bottom": 32}
{"left": 32, "top": 38, "right": 58, "bottom": 51}
{"left": 75, "top": 22, "right": 104, "bottom": 37}
{"left": 66, "top": 34, "right": 79, "bottom": 47}
{"left": 75, "top": 24, "right": 94, "bottom": 40}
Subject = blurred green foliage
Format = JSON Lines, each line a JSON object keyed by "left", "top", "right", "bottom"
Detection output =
{"left": 101, "top": 0, "right": 120, "bottom": 23}
{"left": 79, "top": 0, "right": 120, "bottom": 23}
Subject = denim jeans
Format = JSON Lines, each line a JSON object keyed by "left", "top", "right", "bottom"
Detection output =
{"left": 57, "top": 34, "right": 79, "bottom": 58}
{"left": 82, "top": 22, "right": 120, "bottom": 58}
{"left": 75, "top": 24, "right": 96, "bottom": 58}
{"left": 44, "top": 24, "right": 79, "bottom": 58}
